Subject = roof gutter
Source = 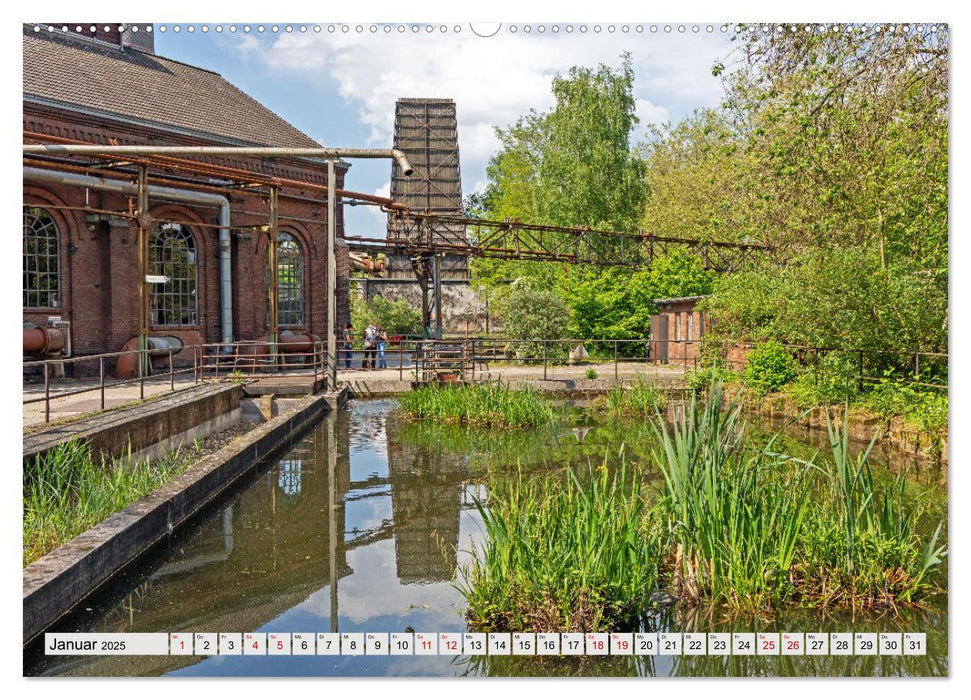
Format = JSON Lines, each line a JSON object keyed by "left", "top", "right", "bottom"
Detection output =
{"left": 24, "top": 166, "right": 236, "bottom": 347}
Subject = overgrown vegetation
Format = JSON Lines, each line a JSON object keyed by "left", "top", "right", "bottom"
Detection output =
{"left": 458, "top": 384, "right": 946, "bottom": 631}
{"left": 349, "top": 285, "right": 422, "bottom": 337}
{"left": 591, "top": 378, "right": 668, "bottom": 419}
{"left": 397, "top": 383, "right": 556, "bottom": 428}
{"left": 459, "top": 461, "right": 663, "bottom": 632}
{"left": 742, "top": 341, "right": 797, "bottom": 396}
{"left": 23, "top": 439, "right": 201, "bottom": 566}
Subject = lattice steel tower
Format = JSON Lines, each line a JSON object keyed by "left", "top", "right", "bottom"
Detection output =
{"left": 388, "top": 98, "right": 469, "bottom": 280}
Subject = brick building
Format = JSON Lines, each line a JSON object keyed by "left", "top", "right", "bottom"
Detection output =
{"left": 22, "top": 25, "right": 352, "bottom": 364}
{"left": 649, "top": 295, "right": 709, "bottom": 364}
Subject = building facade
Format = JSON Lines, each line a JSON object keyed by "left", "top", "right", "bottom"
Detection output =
{"left": 23, "top": 25, "right": 352, "bottom": 365}
{"left": 650, "top": 295, "right": 710, "bottom": 364}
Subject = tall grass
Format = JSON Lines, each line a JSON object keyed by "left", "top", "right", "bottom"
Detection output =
{"left": 23, "top": 439, "right": 201, "bottom": 566}
{"left": 458, "top": 382, "right": 947, "bottom": 629}
{"left": 790, "top": 411, "right": 948, "bottom": 606}
{"left": 593, "top": 377, "right": 668, "bottom": 419}
{"left": 398, "top": 383, "right": 555, "bottom": 428}
{"left": 651, "top": 384, "right": 811, "bottom": 608}
{"left": 458, "top": 460, "right": 662, "bottom": 632}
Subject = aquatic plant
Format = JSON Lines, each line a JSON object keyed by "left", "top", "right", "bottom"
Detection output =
{"left": 650, "top": 383, "right": 811, "bottom": 608}
{"left": 789, "top": 411, "right": 948, "bottom": 606}
{"left": 458, "top": 459, "right": 663, "bottom": 632}
{"left": 397, "top": 383, "right": 556, "bottom": 428}
{"left": 23, "top": 439, "right": 201, "bottom": 566}
{"left": 592, "top": 377, "right": 668, "bottom": 419}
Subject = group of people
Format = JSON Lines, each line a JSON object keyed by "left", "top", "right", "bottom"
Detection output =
{"left": 342, "top": 322, "right": 388, "bottom": 370}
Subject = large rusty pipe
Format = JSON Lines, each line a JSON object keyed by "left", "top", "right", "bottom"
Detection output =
{"left": 23, "top": 133, "right": 408, "bottom": 211}
{"left": 116, "top": 336, "right": 184, "bottom": 379}
{"left": 23, "top": 326, "right": 65, "bottom": 355}
{"left": 24, "top": 143, "right": 414, "bottom": 177}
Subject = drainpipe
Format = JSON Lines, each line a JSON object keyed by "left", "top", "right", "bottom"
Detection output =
{"left": 23, "top": 166, "right": 235, "bottom": 346}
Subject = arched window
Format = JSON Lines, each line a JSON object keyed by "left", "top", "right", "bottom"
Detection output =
{"left": 150, "top": 223, "right": 197, "bottom": 326}
{"left": 268, "top": 232, "right": 305, "bottom": 326}
{"left": 23, "top": 206, "right": 60, "bottom": 309}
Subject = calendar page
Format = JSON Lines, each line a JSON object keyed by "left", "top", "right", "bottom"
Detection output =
{"left": 18, "top": 1, "right": 952, "bottom": 690}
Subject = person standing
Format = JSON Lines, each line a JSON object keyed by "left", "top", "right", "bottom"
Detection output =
{"left": 376, "top": 324, "right": 388, "bottom": 369}
{"left": 363, "top": 322, "right": 378, "bottom": 370}
{"left": 342, "top": 323, "right": 354, "bottom": 369}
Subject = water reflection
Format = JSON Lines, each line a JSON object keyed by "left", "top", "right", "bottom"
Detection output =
{"left": 24, "top": 399, "right": 946, "bottom": 677}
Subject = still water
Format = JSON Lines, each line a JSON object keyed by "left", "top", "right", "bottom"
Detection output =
{"left": 26, "top": 399, "right": 947, "bottom": 677}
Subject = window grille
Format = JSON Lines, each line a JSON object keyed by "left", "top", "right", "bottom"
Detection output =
{"left": 267, "top": 232, "right": 305, "bottom": 326}
{"left": 150, "top": 223, "right": 197, "bottom": 326}
{"left": 23, "top": 206, "right": 60, "bottom": 309}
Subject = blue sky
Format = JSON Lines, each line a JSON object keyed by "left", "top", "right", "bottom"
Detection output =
{"left": 154, "top": 24, "right": 736, "bottom": 236}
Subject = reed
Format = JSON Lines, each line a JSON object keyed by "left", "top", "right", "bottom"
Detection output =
{"left": 650, "top": 383, "right": 811, "bottom": 608}
{"left": 593, "top": 378, "right": 668, "bottom": 419}
{"left": 458, "top": 459, "right": 663, "bottom": 632}
{"left": 398, "top": 383, "right": 556, "bottom": 428}
{"left": 23, "top": 439, "right": 201, "bottom": 565}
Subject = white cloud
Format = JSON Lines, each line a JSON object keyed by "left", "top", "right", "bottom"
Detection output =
{"left": 635, "top": 98, "right": 670, "bottom": 128}
{"left": 231, "top": 28, "right": 731, "bottom": 197}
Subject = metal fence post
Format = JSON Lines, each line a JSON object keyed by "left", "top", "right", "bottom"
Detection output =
{"left": 614, "top": 340, "right": 619, "bottom": 380}
{"left": 543, "top": 341, "right": 548, "bottom": 381}
{"left": 169, "top": 348, "right": 175, "bottom": 391}
{"left": 140, "top": 349, "right": 145, "bottom": 400}
{"left": 399, "top": 342, "right": 404, "bottom": 381}
{"left": 100, "top": 355, "right": 105, "bottom": 411}
{"left": 44, "top": 362, "right": 50, "bottom": 424}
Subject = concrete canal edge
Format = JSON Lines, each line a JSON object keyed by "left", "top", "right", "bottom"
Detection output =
{"left": 23, "top": 384, "right": 245, "bottom": 467}
{"left": 23, "top": 389, "right": 346, "bottom": 645}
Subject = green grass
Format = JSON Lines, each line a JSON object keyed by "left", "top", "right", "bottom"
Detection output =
{"left": 398, "top": 383, "right": 556, "bottom": 428}
{"left": 593, "top": 377, "right": 668, "bottom": 419}
{"left": 23, "top": 439, "right": 201, "bottom": 566}
{"left": 458, "top": 460, "right": 663, "bottom": 632}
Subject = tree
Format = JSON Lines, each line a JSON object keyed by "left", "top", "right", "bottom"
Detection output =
{"left": 470, "top": 54, "right": 649, "bottom": 297}
{"left": 538, "top": 53, "right": 647, "bottom": 233}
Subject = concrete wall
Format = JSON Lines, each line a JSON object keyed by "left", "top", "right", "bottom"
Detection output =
{"left": 22, "top": 392, "right": 330, "bottom": 644}
{"left": 352, "top": 277, "right": 494, "bottom": 334}
{"left": 23, "top": 384, "right": 244, "bottom": 467}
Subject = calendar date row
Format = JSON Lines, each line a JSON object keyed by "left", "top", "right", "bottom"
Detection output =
{"left": 45, "top": 631, "right": 927, "bottom": 657}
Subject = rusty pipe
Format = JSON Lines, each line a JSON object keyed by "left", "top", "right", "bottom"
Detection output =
{"left": 23, "top": 143, "right": 414, "bottom": 176}
{"left": 23, "top": 325, "right": 65, "bottom": 355}
{"left": 23, "top": 131, "right": 410, "bottom": 211}
{"left": 115, "top": 336, "right": 184, "bottom": 379}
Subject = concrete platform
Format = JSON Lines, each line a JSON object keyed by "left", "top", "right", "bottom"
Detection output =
{"left": 339, "top": 361, "right": 689, "bottom": 396}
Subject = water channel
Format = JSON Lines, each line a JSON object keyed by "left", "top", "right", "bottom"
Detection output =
{"left": 25, "top": 399, "right": 948, "bottom": 677}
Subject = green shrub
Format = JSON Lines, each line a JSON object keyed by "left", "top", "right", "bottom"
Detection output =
{"left": 743, "top": 341, "right": 797, "bottom": 395}
{"left": 495, "top": 278, "right": 570, "bottom": 360}
{"left": 685, "top": 362, "right": 738, "bottom": 392}
{"left": 861, "top": 379, "right": 948, "bottom": 433}
{"left": 584, "top": 368, "right": 598, "bottom": 380}
{"left": 350, "top": 287, "right": 422, "bottom": 336}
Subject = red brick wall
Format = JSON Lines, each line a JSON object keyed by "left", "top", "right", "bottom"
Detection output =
{"left": 23, "top": 107, "right": 351, "bottom": 362}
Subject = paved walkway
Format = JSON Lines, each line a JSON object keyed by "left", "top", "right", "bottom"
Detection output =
{"left": 24, "top": 360, "right": 690, "bottom": 430}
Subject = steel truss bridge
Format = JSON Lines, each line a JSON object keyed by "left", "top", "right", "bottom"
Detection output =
{"left": 345, "top": 211, "right": 771, "bottom": 272}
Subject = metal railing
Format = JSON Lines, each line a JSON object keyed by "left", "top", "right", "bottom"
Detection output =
{"left": 336, "top": 336, "right": 949, "bottom": 391}
{"left": 336, "top": 337, "right": 706, "bottom": 383}
{"left": 24, "top": 339, "right": 338, "bottom": 426}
